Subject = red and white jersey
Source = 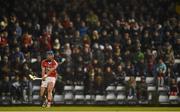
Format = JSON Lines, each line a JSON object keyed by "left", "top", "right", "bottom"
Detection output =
{"left": 41, "top": 59, "right": 58, "bottom": 77}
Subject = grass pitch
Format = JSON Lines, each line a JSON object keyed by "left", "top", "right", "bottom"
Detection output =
{"left": 0, "top": 106, "right": 180, "bottom": 112}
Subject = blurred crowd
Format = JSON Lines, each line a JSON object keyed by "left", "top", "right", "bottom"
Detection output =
{"left": 0, "top": 0, "right": 180, "bottom": 102}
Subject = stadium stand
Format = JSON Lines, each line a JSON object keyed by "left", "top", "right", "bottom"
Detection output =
{"left": 0, "top": 0, "right": 180, "bottom": 105}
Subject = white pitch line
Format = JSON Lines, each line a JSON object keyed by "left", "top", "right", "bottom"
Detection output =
{"left": 0, "top": 110, "right": 180, "bottom": 112}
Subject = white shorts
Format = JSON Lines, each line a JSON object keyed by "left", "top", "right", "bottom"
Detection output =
{"left": 41, "top": 77, "right": 56, "bottom": 88}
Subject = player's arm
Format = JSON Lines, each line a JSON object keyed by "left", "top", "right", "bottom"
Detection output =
{"left": 46, "top": 60, "right": 58, "bottom": 76}
{"left": 41, "top": 60, "right": 48, "bottom": 80}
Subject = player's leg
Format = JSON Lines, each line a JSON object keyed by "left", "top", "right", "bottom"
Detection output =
{"left": 46, "top": 82, "right": 55, "bottom": 107}
{"left": 40, "top": 80, "right": 48, "bottom": 107}
{"left": 40, "top": 87, "right": 47, "bottom": 107}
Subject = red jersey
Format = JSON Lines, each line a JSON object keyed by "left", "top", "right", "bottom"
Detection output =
{"left": 41, "top": 59, "right": 58, "bottom": 77}
{"left": 0, "top": 36, "right": 8, "bottom": 47}
{"left": 22, "top": 33, "right": 32, "bottom": 47}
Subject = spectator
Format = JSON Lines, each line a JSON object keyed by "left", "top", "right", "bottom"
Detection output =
{"left": 79, "top": 21, "right": 88, "bottom": 37}
{"left": 92, "top": 43, "right": 105, "bottom": 66}
{"left": 15, "top": 22, "right": 22, "bottom": 38}
{"left": 163, "top": 42, "right": 175, "bottom": 66}
{"left": 72, "top": 46, "right": 83, "bottom": 69}
{"left": 11, "top": 56, "right": 22, "bottom": 77}
{"left": 145, "top": 49, "right": 156, "bottom": 76}
{"left": 115, "top": 64, "right": 126, "bottom": 85}
{"left": 165, "top": 68, "right": 176, "bottom": 87}
{"left": 86, "top": 10, "right": 99, "bottom": 27}
{"left": 63, "top": 43, "right": 72, "bottom": 58}
{"left": 21, "top": 76, "right": 31, "bottom": 102}
{"left": 174, "top": 32, "right": 180, "bottom": 57}
{"left": 67, "top": 22, "right": 76, "bottom": 37}
{"left": 169, "top": 79, "right": 179, "bottom": 96}
{"left": 82, "top": 44, "right": 92, "bottom": 65}
{"left": 45, "top": 23, "right": 53, "bottom": 35}
{"left": 7, "top": 14, "right": 17, "bottom": 41}
{"left": 127, "top": 76, "right": 136, "bottom": 99}
{"left": 105, "top": 57, "right": 115, "bottom": 69}
{"left": 39, "top": 32, "right": 52, "bottom": 52}
{"left": 72, "top": 30, "right": 82, "bottom": 47}
{"left": 125, "top": 61, "right": 135, "bottom": 76}
{"left": 21, "top": 62, "right": 31, "bottom": 77}
{"left": 0, "top": 76, "right": 11, "bottom": 101}
{"left": 123, "top": 50, "right": 133, "bottom": 63}
{"left": 141, "top": 30, "right": 152, "bottom": 51}
{"left": 2, "top": 47, "right": 10, "bottom": 60}
{"left": 30, "top": 55, "right": 41, "bottom": 77}
{"left": 104, "top": 43, "right": 113, "bottom": 60}
{"left": 9, "top": 38, "right": 20, "bottom": 51}
{"left": 91, "top": 30, "right": 100, "bottom": 44}
{"left": 135, "top": 59, "right": 146, "bottom": 76}
{"left": 11, "top": 75, "right": 22, "bottom": 102}
{"left": 62, "top": 14, "right": 71, "bottom": 29}
{"left": 152, "top": 30, "right": 162, "bottom": 48}
{"left": 113, "top": 43, "right": 122, "bottom": 64}
{"left": 100, "top": 30, "right": 112, "bottom": 45}
{"left": 61, "top": 57, "right": 73, "bottom": 85}
{"left": 74, "top": 65, "right": 84, "bottom": 85}
{"left": 84, "top": 65, "right": 95, "bottom": 94}
{"left": 0, "top": 31, "right": 8, "bottom": 50}
{"left": 94, "top": 67, "right": 104, "bottom": 94}
{"left": 112, "top": 29, "right": 122, "bottom": 44}
{"left": 137, "top": 77, "right": 148, "bottom": 101}
{"left": 156, "top": 58, "right": 167, "bottom": 87}
{"left": 0, "top": 20, "right": 7, "bottom": 32}
{"left": 123, "top": 34, "right": 133, "bottom": 52}
{"left": 53, "top": 38, "right": 60, "bottom": 52}
{"left": 0, "top": 56, "right": 11, "bottom": 78}
{"left": 133, "top": 49, "right": 144, "bottom": 64}
{"left": 12, "top": 47, "right": 25, "bottom": 63}
{"left": 104, "top": 66, "right": 116, "bottom": 87}
{"left": 21, "top": 31, "right": 33, "bottom": 53}
{"left": 82, "top": 34, "right": 91, "bottom": 45}
{"left": 31, "top": 40, "right": 41, "bottom": 57}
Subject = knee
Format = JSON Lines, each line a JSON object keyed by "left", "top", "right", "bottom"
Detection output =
{"left": 40, "top": 92, "right": 44, "bottom": 97}
{"left": 40, "top": 90, "right": 45, "bottom": 97}
{"left": 47, "top": 88, "right": 52, "bottom": 93}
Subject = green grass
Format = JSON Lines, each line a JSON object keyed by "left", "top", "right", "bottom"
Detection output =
{"left": 0, "top": 106, "right": 180, "bottom": 111}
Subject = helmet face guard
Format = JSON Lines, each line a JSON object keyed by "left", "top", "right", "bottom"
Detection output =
{"left": 46, "top": 50, "right": 54, "bottom": 59}
{"left": 46, "top": 50, "right": 54, "bottom": 55}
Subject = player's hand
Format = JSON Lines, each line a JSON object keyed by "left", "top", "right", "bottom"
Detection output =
{"left": 42, "top": 74, "right": 48, "bottom": 81}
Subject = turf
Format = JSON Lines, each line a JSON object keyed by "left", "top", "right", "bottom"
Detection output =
{"left": 0, "top": 106, "right": 180, "bottom": 112}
